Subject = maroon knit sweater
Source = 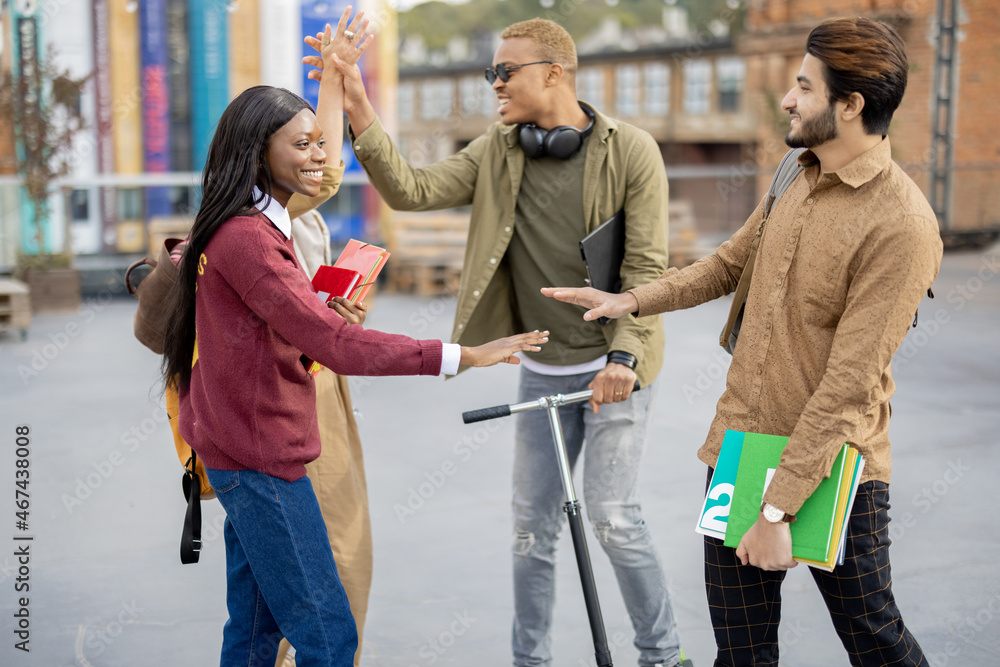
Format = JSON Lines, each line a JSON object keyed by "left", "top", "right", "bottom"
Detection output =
{"left": 179, "top": 213, "right": 443, "bottom": 481}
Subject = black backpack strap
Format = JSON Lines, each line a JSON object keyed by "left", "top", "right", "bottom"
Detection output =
{"left": 180, "top": 451, "right": 203, "bottom": 565}
{"left": 912, "top": 287, "right": 935, "bottom": 328}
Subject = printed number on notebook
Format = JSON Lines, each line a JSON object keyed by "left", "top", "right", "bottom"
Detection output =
{"left": 700, "top": 483, "right": 734, "bottom": 534}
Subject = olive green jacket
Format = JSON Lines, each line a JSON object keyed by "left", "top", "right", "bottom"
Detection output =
{"left": 350, "top": 103, "right": 668, "bottom": 386}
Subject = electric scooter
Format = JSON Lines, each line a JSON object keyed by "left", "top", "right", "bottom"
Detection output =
{"left": 462, "top": 382, "right": 641, "bottom": 667}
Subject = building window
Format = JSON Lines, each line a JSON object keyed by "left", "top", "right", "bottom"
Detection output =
{"left": 69, "top": 189, "right": 89, "bottom": 221}
{"left": 459, "top": 76, "right": 490, "bottom": 118}
{"left": 420, "top": 78, "right": 454, "bottom": 120}
{"left": 683, "top": 59, "right": 712, "bottom": 115}
{"left": 577, "top": 67, "right": 604, "bottom": 108}
{"left": 716, "top": 56, "right": 745, "bottom": 113}
{"left": 118, "top": 188, "right": 142, "bottom": 221}
{"left": 615, "top": 64, "right": 640, "bottom": 117}
{"left": 398, "top": 81, "right": 415, "bottom": 123}
{"left": 169, "top": 186, "right": 193, "bottom": 216}
{"left": 643, "top": 61, "right": 670, "bottom": 116}
{"left": 481, "top": 83, "right": 497, "bottom": 118}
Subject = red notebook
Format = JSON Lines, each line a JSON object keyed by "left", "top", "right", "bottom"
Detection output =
{"left": 306, "top": 266, "right": 363, "bottom": 378}
{"left": 312, "top": 265, "right": 362, "bottom": 303}
{"left": 333, "top": 239, "right": 390, "bottom": 303}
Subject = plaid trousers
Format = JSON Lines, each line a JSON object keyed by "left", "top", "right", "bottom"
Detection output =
{"left": 704, "top": 478, "right": 927, "bottom": 666}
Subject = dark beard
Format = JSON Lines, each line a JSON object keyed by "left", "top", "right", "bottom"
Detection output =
{"left": 785, "top": 103, "right": 838, "bottom": 148}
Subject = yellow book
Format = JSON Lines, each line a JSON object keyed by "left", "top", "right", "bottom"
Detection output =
{"left": 797, "top": 449, "right": 864, "bottom": 571}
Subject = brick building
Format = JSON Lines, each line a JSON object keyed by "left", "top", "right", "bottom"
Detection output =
{"left": 395, "top": 0, "right": 998, "bottom": 244}
{"left": 740, "top": 0, "right": 998, "bottom": 233}
{"left": 396, "top": 36, "right": 759, "bottom": 241}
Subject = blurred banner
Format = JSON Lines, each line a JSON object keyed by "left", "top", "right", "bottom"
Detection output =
{"left": 140, "top": 0, "right": 172, "bottom": 218}
{"left": 259, "top": 0, "right": 302, "bottom": 94}
{"left": 300, "top": 0, "right": 327, "bottom": 112}
{"left": 189, "top": 0, "right": 229, "bottom": 172}
{"left": 91, "top": 0, "right": 119, "bottom": 253}
{"left": 228, "top": 0, "right": 260, "bottom": 99}
{"left": 167, "top": 0, "right": 193, "bottom": 173}
{"left": 11, "top": 3, "right": 46, "bottom": 254}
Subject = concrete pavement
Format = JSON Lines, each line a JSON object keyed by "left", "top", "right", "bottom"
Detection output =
{"left": 1, "top": 243, "right": 998, "bottom": 666}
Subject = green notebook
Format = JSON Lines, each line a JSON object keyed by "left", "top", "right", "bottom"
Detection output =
{"left": 723, "top": 433, "right": 849, "bottom": 563}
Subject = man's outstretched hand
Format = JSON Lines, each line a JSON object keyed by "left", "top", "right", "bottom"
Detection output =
{"left": 540, "top": 287, "right": 639, "bottom": 322}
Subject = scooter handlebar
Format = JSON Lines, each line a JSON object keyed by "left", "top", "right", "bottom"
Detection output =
{"left": 462, "top": 404, "right": 512, "bottom": 424}
{"left": 461, "top": 381, "right": 640, "bottom": 424}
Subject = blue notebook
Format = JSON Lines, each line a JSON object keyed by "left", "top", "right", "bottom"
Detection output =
{"left": 695, "top": 430, "right": 745, "bottom": 539}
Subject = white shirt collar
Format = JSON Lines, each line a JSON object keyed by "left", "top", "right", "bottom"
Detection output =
{"left": 252, "top": 186, "right": 292, "bottom": 239}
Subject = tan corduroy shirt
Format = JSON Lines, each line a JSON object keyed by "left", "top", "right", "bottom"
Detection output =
{"left": 631, "top": 139, "right": 943, "bottom": 513}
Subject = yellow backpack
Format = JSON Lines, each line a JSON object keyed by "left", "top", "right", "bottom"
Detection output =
{"left": 126, "top": 241, "right": 214, "bottom": 564}
{"left": 165, "top": 380, "right": 213, "bottom": 564}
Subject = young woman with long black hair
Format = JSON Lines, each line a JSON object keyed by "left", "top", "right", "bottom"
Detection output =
{"left": 161, "top": 11, "right": 546, "bottom": 666}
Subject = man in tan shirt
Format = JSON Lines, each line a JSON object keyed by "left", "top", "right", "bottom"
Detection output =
{"left": 545, "top": 17, "right": 941, "bottom": 666}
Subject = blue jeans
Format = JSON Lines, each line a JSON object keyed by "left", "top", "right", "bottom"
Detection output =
{"left": 511, "top": 368, "right": 681, "bottom": 667}
{"left": 205, "top": 466, "right": 357, "bottom": 667}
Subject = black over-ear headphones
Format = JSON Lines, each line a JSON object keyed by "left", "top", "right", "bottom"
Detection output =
{"left": 519, "top": 104, "right": 595, "bottom": 160}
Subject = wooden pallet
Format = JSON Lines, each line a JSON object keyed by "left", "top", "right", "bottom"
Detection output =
{"left": 20, "top": 268, "right": 81, "bottom": 313}
{"left": 389, "top": 264, "right": 463, "bottom": 295}
{"left": 666, "top": 200, "right": 703, "bottom": 267}
{"left": 0, "top": 278, "right": 31, "bottom": 339}
{"left": 385, "top": 212, "right": 469, "bottom": 295}
{"left": 382, "top": 201, "right": 703, "bottom": 293}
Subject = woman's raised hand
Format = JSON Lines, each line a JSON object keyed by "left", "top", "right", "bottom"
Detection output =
{"left": 303, "top": 6, "right": 374, "bottom": 81}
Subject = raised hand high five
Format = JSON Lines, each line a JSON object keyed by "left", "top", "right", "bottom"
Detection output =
{"left": 304, "top": 5, "right": 374, "bottom": 76}
{"left": 302, "top": 5, "right": 377, "bottom": 135}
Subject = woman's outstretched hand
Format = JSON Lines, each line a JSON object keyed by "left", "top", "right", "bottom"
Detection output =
{"left": 539, "top": 287, "right": 639, "bottom": 322}
{"left": 460, "top": 331, "right": 549, "bottom": 368}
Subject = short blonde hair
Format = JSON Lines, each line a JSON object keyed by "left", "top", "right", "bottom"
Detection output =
{"left": 500, "top": 18, "right": 577, "bottom": 77}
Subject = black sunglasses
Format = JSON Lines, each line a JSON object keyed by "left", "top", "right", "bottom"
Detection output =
{"left": 484, "top": 61, "right": 554, "bottom": 84}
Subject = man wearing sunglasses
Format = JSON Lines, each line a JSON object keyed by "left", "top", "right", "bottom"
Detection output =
{"left": 309, "top": 17, "right": 688, "bottom": 667}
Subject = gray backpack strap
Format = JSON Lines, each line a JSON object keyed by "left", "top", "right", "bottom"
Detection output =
{"left": 719, "top": 148, "right": 807, "bottom": 353}
{"left": 769, "top": 147, "right": 807, "bottom": 208}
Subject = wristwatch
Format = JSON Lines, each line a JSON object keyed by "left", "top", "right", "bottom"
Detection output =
{"left": 761, "top": 502, "right": 795, "bottom": 524}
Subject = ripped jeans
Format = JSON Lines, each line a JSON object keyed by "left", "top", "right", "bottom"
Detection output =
{"left": 511, "top": 368, "right": 681, "bottom": 667}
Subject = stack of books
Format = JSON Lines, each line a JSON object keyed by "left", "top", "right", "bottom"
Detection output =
{"left": 306, "top": 239, "right": 391, "bottom": 376}
{"left": 696, "top": 430, "right": 865, "bottom": 571}
{"left": 312, "top": 239, "right": 391, "bottom": 305}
